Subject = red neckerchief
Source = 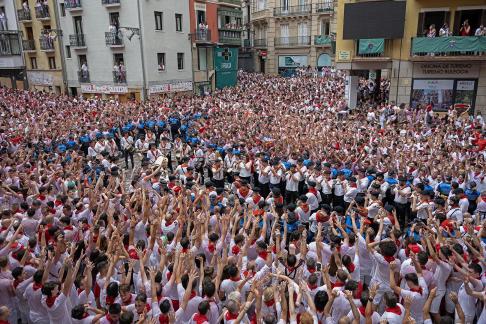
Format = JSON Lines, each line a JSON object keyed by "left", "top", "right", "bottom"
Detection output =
{"left": 258, "top": 251, "right": 268, "bottom": 260}
{"left": 193, "top": 313, "right": 209, "bottom": 324}
{"left": 308, "top": 283, "right": 318, "bottom": 290}
{"left": 274, "top": 196, "right": 283, "bottom": 205}
{"left": 230, "top": 275, "right": 241, "bottom": 282}
{"left": 264, "top": 298, "right": 275, "bottom": 307}
{"left": 349, "top": 183, "right": 357, "bottom": 188}
{"left": 331, "top": 281, "right": 345, "bottom": 289}
{"left": 105, "top": 314, "right": 117, "bottom": 324}
{"left": 165, "top": 219, "right": 173, "bottom": 227}
{"left": 410, "top": 286, "right": 423, "bottom": 295}
{"left": 307, "top": 266, "right": 316, "bottom": 273}
{"left": 159, "top": 314, "right": 169, "bottom": 324}
{"left": 231, "top": 245, "right": 240, "bottom": 255}
{"left": 358, "top": 306, "right": 366, "bottom": 316}
{"left": 105, "top": 295, "right": 116, "bottom": 306}
{"left": 189, "top": 291, "right": 197, "bottom": 300}
{"left": 316, "top": 211, "right": 327, "bottom": 222}
{"left": 238, "top": 187, "right": 249, "bottom": 198}
{"left": 37, "top": 194, "right": 46, "bottom": 201}
{"left": 33, "top": 282, "right": 42, "bottom": 291}
{"left": 182, "top": 247, "right": 189, "bottom": 253}
{"left": 308, "top": 187, "right": 318, "bottom": 195}
{"left": 383, "top": 255, "right": 395, "bottom": 263}
{"left": 301, "top": 204, "right": 309, "bottom": 213}
{"left": 13, "top": 279, "right": 22, "bottom": 289}
{"left": 64, "top": 225, "right": 73, "bottom": 231}
{"left": 252, "top": 195, "right": 261, "bottom": 205}
{"left": 208, "top": 242, "right": 216, "bottom": 253}
{"left": 243, "top": 270, "right": 255, "bottom": 279}
{"left": 166, "top": 271, "right": 171, "bottom": 281}
{"left": 385, "top": 305, "right": 402, "bottom": 315}
{"left": 137, "top": 303, "right": 151, "bottom": 315}
{"left": 46, "top": 294, "right": 58, "bottom": 307}
{"left": 345, "top": 263, "right": 355, "bottom": 273}
{"left": 225, "top": 311, "right": 239, "bottom": 321}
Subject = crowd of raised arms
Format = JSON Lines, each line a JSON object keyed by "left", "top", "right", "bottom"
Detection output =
{"left": 0, "top": 72, "right": 486, "bottom": 324}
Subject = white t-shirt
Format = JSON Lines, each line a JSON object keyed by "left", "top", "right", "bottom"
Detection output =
{"left": 41, "top": 293, "right": 72, "bottom": 324}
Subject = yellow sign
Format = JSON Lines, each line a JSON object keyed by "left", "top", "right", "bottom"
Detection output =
{"left": 338, "top": 50, "right": 351, "bottom": 61}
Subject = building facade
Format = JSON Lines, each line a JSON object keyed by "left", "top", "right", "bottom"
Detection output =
{"left": 13, "top": 0, "right": 65, "bottom": 93}
{"left": 189, "top": 0, "right": 242, "bottom": 95}
{"left": 336, "top": 0, "right": 486, "bottom": 116}
{"left": 58, "top": 0, "right": 192, "bottom": 101}
{"left": 249, "top": 0, "right": 336, "bottom": 75}
{"left": 0, "top": 0, "right": 25, "bottom": 89}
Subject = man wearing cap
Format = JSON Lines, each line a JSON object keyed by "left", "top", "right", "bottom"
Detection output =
{"left": 393, "top": 176, "right": 411, "bottom": 226}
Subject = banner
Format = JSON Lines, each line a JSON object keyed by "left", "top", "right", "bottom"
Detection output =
{"left": 148, "top": 81, "right": 193, "bottom": 95}
{"left": 314, "top": 35, "right": 332, "bottom": 45}
{"left": 214, "top": 47, "right": 238, "bottom": 89}
{"left": 81, "top": 84, "right": 128, "bottom": 94}
{"left": 278, "top": 55, "right": 308, "bottom": 68}
{"left": 358, "top": 38, "right": 385, "bottom": 55}
{"left": 412, "top": 36, "right": 486, "bottom": 55}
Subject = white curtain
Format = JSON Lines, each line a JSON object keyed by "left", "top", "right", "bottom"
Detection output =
{"left": 281, "top": 24, "right": 289, "bottom": 44}
{"left": 298, "top": 22, "right": 308, "bottom": 43}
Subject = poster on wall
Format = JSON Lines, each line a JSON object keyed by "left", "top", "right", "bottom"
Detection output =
{"left": 411, "top": 79, "right": 454, "bottom": 112}
{"left": 454, "top": 80, "right": 476, "bottom": 114}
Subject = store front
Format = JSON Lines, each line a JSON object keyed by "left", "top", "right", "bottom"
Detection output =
{"left": 80, "top": 84, "right": 132, "bottom": 102}
{"left": 278, "top": 55, "right": 308, "bottom": 77}
{"left": 410, "top": 62, "right": 480, "bottom": 114}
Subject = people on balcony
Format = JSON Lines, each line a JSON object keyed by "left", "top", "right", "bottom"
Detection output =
{"left": 439, "top": 23, "right": 450, "bottom": 37}
{"left": 0, "top": 11, "right": 6, "bottom": 31}
{"left": 475, "top": 25, "right": 485, "bottom": 36}
{"left": 427, "top": 24, "right": 436, "bottom": 38}
{"left": 81, "top": 61, "right": 88, "bottom": 80}
{"left": 22, "top": 1, "right": 29, "bottom": 12}
{"left": 113, "top": 61, "right": 126, "bottom": 83}
{"left": 460, "top": 20, "right": 471, "bottom": 36}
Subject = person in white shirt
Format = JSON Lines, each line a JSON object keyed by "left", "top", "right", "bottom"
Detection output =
{"left": 285, "top": 164, "right": 301, "bottom": 204}
{"left": 146, "top": 144, "right": 162, "bottom": 164}
{"left": 393, "top": 176, "right": 411, "bottom": 226}
{"left": 379, "top": 292, "right": 405, "bottom": 324}
{"left": 120, "top": 132, "right": 135, "bottom": 169}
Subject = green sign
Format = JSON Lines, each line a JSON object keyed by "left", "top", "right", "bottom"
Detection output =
{"left": 214, "top": 47, "right": 238, "bottom": 89}
{"left": 358, "top": 38, "right": 385, "bottom": 55}
{"left": 412, "top": 36, "right": 486, "bottom": 55}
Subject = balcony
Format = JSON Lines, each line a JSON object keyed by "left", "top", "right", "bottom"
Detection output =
{"left": 105, "top": 32, "right": 124, "bottom": 47}
{"left": 410, "top": 36, "right": 486, "bottom": 61}
{"left": 39, "top": 37, "right": 55, "bottom": 51}
{"left": 192, "top": 29, "right": 212, "bottom": 43}
{"left": 78, "top": 70, "right": 90, "bottom": 83}
{"left": 22, "top": 39, "right": 36, "bottom": 52}
{"left": 65, "top": 0, "right": 82, "bottom": 11}
{"left": 69, "top": 34, "right": 86, "bottom": 48}
{"left": 355, "top": 38, "right": 392, "bottom": 60}
{"left": 35, "top": 6, "right": 50, "bottom": 20}
{"left": 218, "top": 29, "right": 242, "bottom": 46}
{"left": 17, "top": 9, "right": 32, "bottom": 22}
{"left": 0, "top": 31, "right": 21, "bottom": 56}
{"left": 113, "top": 71, "right": 126, "bottom": 84}
{"left": 314, "top": 35, "right": 332, "bottom": 46}
{"left": 254, "top": 38, "right": 266, "bottom": 47}
{"left": 251, "top": 9, "right": 270, "bottom": 20}
{"left": 218, "top": 0, "right": 241, "bottom": 7}
{"left": 274, "top": 5, "right": 311, "bottom": 17}
{"left": 315, "top": 1, "right": 334, "bottom": 13}
{"left": 101, "top": 0, "right": 121, "bottom": 7}
{"left": 275, "top": 36, "right": 311, "bottom": 47}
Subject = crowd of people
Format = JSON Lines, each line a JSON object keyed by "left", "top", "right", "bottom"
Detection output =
{"left": 0, "top": 72, "right": 486, "bottom": 324}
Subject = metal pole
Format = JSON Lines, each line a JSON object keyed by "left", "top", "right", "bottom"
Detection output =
{"left": 52, "top": 0, "right": 68, "bottom": 95}
{"left": 395, "top": 38, "right": 403, "bottom": 104}
{"left": 136, "top": 0, "right": 147, "bottom": 101}
{"left": 12, "top": 0, "right": 29, "bottom": 90}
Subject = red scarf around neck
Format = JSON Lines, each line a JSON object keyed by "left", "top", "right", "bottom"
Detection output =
{"left": 383, "top": 255, "right": 395, "bottom": 263}
{"left": 264, "top": 298, "right": 275, "bottom": 307}
{"left": 46, "top": 294, "right": 58, "bottom": 307}
{"left": 385, "top": 305, "right": 402, "bottom": 315}
{"left": 258, "top": 251, "right": 268, "bottom": 260}
{"left": 308, "top": 187, "right": 318, "bottom": 195}
{"left": 225, "top": 311, "right": 239, "bottom": 321}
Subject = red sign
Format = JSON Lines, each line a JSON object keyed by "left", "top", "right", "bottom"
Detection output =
{"left": 260, "top": 50, "right": 267, "bottom": 57}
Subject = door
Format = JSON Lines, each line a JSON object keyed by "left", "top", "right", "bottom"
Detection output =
{"left": 260, "top": 57, "right": 265, "bottom": 73}
{"left": 74, "top": 16, "right": 83, "bottom": 34}
{"left": 110, "top": 12, "right": 120, "bottom": 27}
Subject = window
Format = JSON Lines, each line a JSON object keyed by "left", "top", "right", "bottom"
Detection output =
{"left": 177, "top": 53, "right": 184, "bottom": 70}
{"left": 197, "top": 48, "right": 207, "bottom": 70}
{"left": 60, "top": 3, "right": 65, "bottom": 17}
{"left": 157, "top": 53, "right": 166, "bottom": 71}
{"left": 320, "top": 20, "right": 330, "bottom": 35}
{"left": 175, "top": 14, "right": 182, "bottom": 32}
{"left": 155, "top": 11, "right": 163, "bottom": 30}
{"left": 30, "top": 57, "right": 37, "bottom": 69}
{"left": 48, "top": 57, "right": 56, "bottom": 69}
{"left": 109, "top": 12, "right": 120, "bottom": 27}
{"left": 66, "top": 45, "right": 71, "bottom": 58}
{"left": 197, "top": 10, "right": 205, "bottom": 25}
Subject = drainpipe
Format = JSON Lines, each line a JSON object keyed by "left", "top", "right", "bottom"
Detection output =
{"left": 12, "top": 0, "right": 29, "bottom": 89}
{"left": 136, "top": 0, "right": 147, "bottom": 101}
{"left": 52, "top": 0, "right": 68, "bottom": 94}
